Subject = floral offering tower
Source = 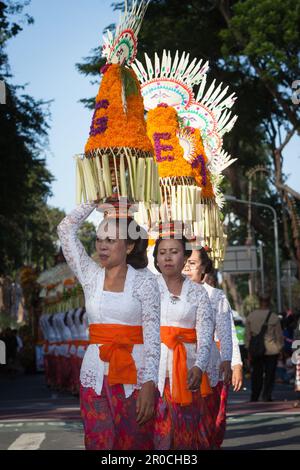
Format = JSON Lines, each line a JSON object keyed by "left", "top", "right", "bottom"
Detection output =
{"left": 75, "top": 0, "right": 160, "bottom": 220}
{"left": 132, "top": 50, "right": 238, "bottom": 265}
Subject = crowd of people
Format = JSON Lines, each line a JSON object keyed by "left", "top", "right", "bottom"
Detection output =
{"left": 243, "top": 303, "right": 300, "bottom": 405}
{"left": 47, "top": 203, "right": 244, "bottom": 450}
{"left": 39, "top": 309, "right": 89, "bottom": 394}
{"left": 0, "top": 206, "right": 294, "bottom": 451}
{"left": 34, "top": 199, "right": 300, "bottom": 450}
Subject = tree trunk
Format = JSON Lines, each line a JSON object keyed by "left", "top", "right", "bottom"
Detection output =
{"left": 284, "top": 193, "right": 300, "bottom": 277}
{"left": 222, "top": 272, "right": 244, "bottom": 314}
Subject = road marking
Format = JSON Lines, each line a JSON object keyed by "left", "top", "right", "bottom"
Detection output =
{"left": 0, "top": 422, "right": 79, "bottom": 426}
{"left": 2, "top": 423, "right": 24, "bottom": 428}
{"left": 228, "top": 412, "right": 300, "bottom": 416}
{"left": 8, "top": 433, "right": 46, "bottom": 450}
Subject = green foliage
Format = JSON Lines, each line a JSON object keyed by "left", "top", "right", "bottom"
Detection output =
{"left": 242, "top": 294, "right": 259, "bottom": 317}
{"left": 220, "top": 0, "right": 300, "bottom": 87}
{"left": 0, "top": 311, "right": 20, "bottom": 330}
{"left": 0, "top": 0, "right": 34, "bottom": 82}
{"left": 18, "top": 323, "right": 36, "bottom": 373}
{"left": 78, "top": 221, "right": 96, "bottom": 256}
{"left": 121, "top": 66, "right": 139, "bottom": 98}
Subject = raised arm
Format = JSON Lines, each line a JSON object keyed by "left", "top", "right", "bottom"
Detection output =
{"left": 136, "top": 274, "right": 161, "bottom": 385}
{"left": 215, "top": 293, "right": 233, "bottom": 363}
{"left": 195, "top": 287, "right": 215, "bottom": 372}
{"left": 57, "top": 203, "right": 99, "bottom": 287}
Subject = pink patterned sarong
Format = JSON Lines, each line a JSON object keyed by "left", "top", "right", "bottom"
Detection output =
{"left": 213, "top": 383, "right": 229, "bottom": 448}
{"left": 80, "top": 377, "right": 158, "bottom": 450}
{"left": 154, "top": 378, "right": 210, "bottom": 450}
{"left": 199, "top": 382, "right": 223, "bottom": 449}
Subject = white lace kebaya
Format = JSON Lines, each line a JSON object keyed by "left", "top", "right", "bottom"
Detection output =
{"left": 157, "top": 275, "right": 216, "bottom": 396}
{"left": 203, "top": 283, "right": 241, "bottom": 368}
{"left": 57, "top": 203, "right": 161, "bottom": 398}
{"left": 73, "top": 308, "right": 89, "bottom": 359}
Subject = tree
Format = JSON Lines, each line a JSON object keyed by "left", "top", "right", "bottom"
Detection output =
{"left": 218, "top": 0, "right": 300, "bottom": 272}
{"left": 78, "top": 221, "right": 96, "bottom": 256}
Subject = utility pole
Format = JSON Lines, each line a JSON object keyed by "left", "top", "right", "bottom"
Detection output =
{"left": 246, "top": 166, "right": 269, "bottom": 296}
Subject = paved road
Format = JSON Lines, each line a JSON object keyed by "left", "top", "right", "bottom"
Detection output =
{"left": 224, "top": 383, "right": 300, "bottom": 450}
{"left": 0, "top": 373, "right": 299, "bottom": 450}
{"left": 0, "top": 373, "right": 83, "bottom": 450}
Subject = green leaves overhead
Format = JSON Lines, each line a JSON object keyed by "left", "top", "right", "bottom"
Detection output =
{"left": 0, "top": 1, "right": 57, "bottom": 274}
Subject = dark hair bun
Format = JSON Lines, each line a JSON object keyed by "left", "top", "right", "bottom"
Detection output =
{"left": 199, "top": 247, "right": 213, "bottom": 274}
{"left": 126, "top": 222, "right": 149, "bottom": 270}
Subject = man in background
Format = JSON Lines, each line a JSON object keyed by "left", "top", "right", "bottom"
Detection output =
{"left": 246, "top": 294, "right": 284, "bottom": 402}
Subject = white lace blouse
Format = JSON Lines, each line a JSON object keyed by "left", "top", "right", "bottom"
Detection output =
{"left": 203, "top": 283, "right": 241, "bottom": 367}
{"left": 44, "top": 316, "right": 56, "bottom": 345}
{"left": 56, "top": 312, "right": 72, "bottom": 357}
{"left": 39, "top": 315, "right": 51, "bottom": 352}
{"left": 73, "top": 308, "right": 89, "bottom": 358}
{"left": 57, "top": 203, "right": 161, "bottom": 397}
{"left": 66, "top": 310, "right": 79, "bottom": 341}
{"left": 157, "top": 275, "right": 217, "bottom": 395}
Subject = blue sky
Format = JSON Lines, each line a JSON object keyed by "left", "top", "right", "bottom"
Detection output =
{"left": 6, "top": 0, "right": 300, "bottom": 217}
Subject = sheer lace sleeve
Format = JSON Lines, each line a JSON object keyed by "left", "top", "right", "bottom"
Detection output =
{"left": 215, "top": 293, "right": 233, "bottom": 362}
{"left": 231, "top": 313, "right": 242, "bottom": 367}
{"left": 133, "top": 272, "right": 161, "bottom": 385}
{"left": 57, "top": 203, "right": 99, "bottom": 287}
{"left": 193, "top": 285, "right": 215, "bottom": 372}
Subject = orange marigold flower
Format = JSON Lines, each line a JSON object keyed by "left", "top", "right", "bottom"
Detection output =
{"left": 85, "top": 64, "right": 153, "bottom": 154}
{"left": 147, "top": 106, "right": 194, "bottom": 178}
{"left": 190, "top": 129, "right": 214, "bottom": 198}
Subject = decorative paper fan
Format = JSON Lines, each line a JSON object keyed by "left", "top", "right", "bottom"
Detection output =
{"left": 177, "top": 75, "right": 238, "bottom": 207}
{"left": 102, "top": 0, "right": 150, "bottom": 66}
{"left": 208, "top": 149, "right": 238, "bottom": 208}
{"left": 178, "top": 128, "right": 197, "bottom": 164}
{"left": 209, "top": 149, "right": 238, "bottom": 175}
{"left": 132, "top": 50, "right": 208, "bottom": 110}
{"left": 177, "top": 103, "right": 217, "bottom": 137}
{"left": 178, "top": 77, "right": 238, "bottom": 160}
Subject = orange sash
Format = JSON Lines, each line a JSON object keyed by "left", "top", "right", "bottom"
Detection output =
{"left": 160, "top": 326, "right": 212, "bottom": 405}
{"left": 89, "top": 324, "right": 144, "bottom": 386}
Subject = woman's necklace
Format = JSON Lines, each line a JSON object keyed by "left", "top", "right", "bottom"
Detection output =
{"left": 169, "top": 294, "right": 181, "bottom": 304}
{"left": 164, "top": 275, "right": 184, "bottom": 304}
